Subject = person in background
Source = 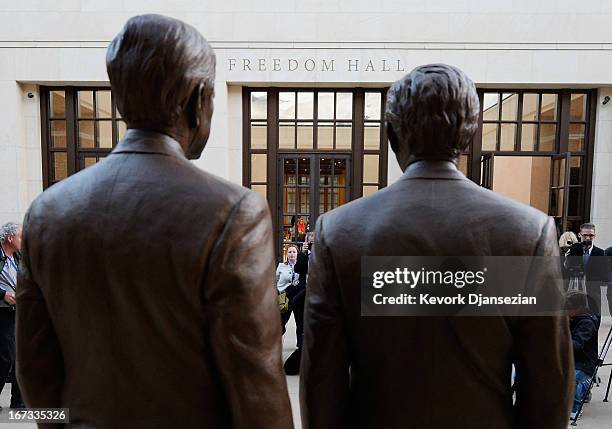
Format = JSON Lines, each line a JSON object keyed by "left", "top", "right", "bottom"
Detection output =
{"left": 577, "top": 223, "right": 609, "bottom": 318}
{"left": 278, "top": 245, "right": 300, "bottom": 335}
{"left": 566, "top": 290, "right": 599, "bottom": 420}
{"left": 0, "top": 222, "right": 24, "bottom": 409}
{"left": 559, "top": 231, "right": 579, "bottom": 289}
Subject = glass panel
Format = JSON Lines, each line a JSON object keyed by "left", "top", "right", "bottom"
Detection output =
{"left": 251, "top": 184, "right": 267, "bottom": 199}
{"left": 482, "top": 123, "right": 498, "bottom": 151}
{"left": 279, "top": 92, "right": 296, "bottom": 120}
{"left": 298, "top": 189, "right": 310, "bottom": 214}
{"left": 364, "top": 92, "right": 381, "bottom": 120}
{"left": 556, "top": 189, "right": 565, "bottom": 217}
{"left": 364, "top": 123, "right": 380, "bottom": 150}
{"left": 279, "top": 123, "right": 295, "bottom": 149}
{"left": 250, "top": 92, "right": 267, "bottom": 120}
{"left": 500, "top": 123, "right": 516, "bottom": 151}
{"left": 319, "top": 158, "right": 332, "bottom": 186}
{"left": 539, "top": 123, "right": 556, "bottom": 151}
{"left": 568, "top": 187, "right": 582, "bottom": 217}
{"left": 559, "top": 158, "right": 566, "bottom": 186}
{"left": 569, "top": 123, "right": 585, "bottom": 152}
{"left": 78, "top": 91, "right": 94, "bottom": 118}
{"left": 540, "top": 94, "right": 557, "bottom": 121}
{"left": 284, "top": 186, "right": 297, "bottom": 214}
{"left": 297, "top": 92, "right": 314, "bottom": 120}
{"left": 117, "top": 121, "right": 127, "bottom": 141}
{"left": 569, "top": 156, "right": 583, "bottom": 186}
{"left": 317, "top": 92, "right": 334, "bottom": 120}
{"left": 251, "top": 122, "right": 267, "bottom": 149}
{"left": 78, "top": 121, "right": 95, "bottom": 148}
{"left": 50, "top": 90, "right": 66, "bottom": 117}
{"left": 297, "top": 157, "right": 310, "bottom": 185}
{"left": 99, "top": 121, "right": 113, "bottom": 148}
{"left": 294, "top": 215, "right": 309, "bottom": 241}
{"left": 501, "top": 93, "right": 518, "bottom": 121}
{"left": 335, "top": 123, "right": 352, "bottom": 149}
{"left": 363, "top": 185, "right": 379, "bottom": 197}
{"left": 52, "top": 152, "right": 67, "bottom": 181}
{"left": 570, "top": 94, "right": 587, "bottom": 122}
{"left": 363, "top": 154, "right": 379, "bottom": 183}
{"left": 336, "top": 93, "right": 353, "bottom": 120}
{"left": 50, "top": 120, "right": 66, "bottom": 148}
{"left": 297, "top": 122, "right": 313, "bottom": 149}
{"left": 317, "top": 122, "right": 333, "bottom": 149}
{"left": 283, "top": 158, "right": 297, "bottom": 185}
{"left": 334, "top": 159, "right": 347, "bottom": 186}
{"left": 458, "top": 154, "right": 469, "bottom": 176}
{"left": 282, "top": 216, "right": 296, "bottom": 241}
{"left": 84, "top": 157, "right": 98, "bottom": 169}
{"left": 483, "top": 93, "right": 499, "bottom": 121}
{"left": 521, "top": 124, "right": 537, "bottom": 151}
{"left": 251, "top": 154, "right": 267, "bottom": 182}
{"left": 522, "top": 93, "right": 539, "bottom": 121}
{"left": 96, "top": 91, "right": 112, "bottom": 118}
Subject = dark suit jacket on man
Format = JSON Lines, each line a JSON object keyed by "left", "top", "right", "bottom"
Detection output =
{"left": 583, "top": 246, "right": 609, "bottom": 316}
{"left": 16, "top": 130, "right": 293, "bottom": 429}
{"left": 300, "top": 160, "right": 573, "bottom": 429}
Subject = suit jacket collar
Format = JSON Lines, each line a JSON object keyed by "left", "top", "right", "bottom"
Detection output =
{"left": 111, "top": 129, "right": 186, "bottom": 160}
{"left": 400, "top": 160, "right": 468, "bottom": 181}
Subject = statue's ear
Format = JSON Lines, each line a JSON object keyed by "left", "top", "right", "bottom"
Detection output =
{"left": 387, "top": 122, "right": 399, "bottom": 154}
{"left": 187, "top": 82, "right": 205, "bottom": 129}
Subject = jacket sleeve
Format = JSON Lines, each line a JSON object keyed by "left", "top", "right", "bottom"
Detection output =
{"left": 294, "top": 252, "right": 309, "bottom": 276}
{"left": 300, "top": 215, "right": 350, "bottom": 429}
{"left": 15, "top": 210, "right": 65, "bottom": 426}
{"left": 571, "top": 318, "right": 597, "bottom": 352}
{"left": 202, "top": 192, "right": 293, "bottom": 429}
{"left": 512, "top": 217, "right": 574, "bottom": 429}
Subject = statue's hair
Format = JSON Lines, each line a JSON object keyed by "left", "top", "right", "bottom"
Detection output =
{"left": 385, "top": 64, "right": 480, "bottom": 159}
{"left": 106, "top": 14, "right": 216, "bottom": 128}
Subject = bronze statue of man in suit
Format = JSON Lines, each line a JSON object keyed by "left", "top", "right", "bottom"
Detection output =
{"left": 300, "top": 64, "right": 573, "bottom": 429}
{"left": 17, "top": 14, "right": 292, "bottom": 429}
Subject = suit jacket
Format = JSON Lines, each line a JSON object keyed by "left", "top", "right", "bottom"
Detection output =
{"left": 16, "top": 130, "right": 293, "bottom": 429}
{"left": 300, "top": 160, "right": 573, "bottom": 429}
{"left": 583, "top": 245, "right": 609, "bottom": 316}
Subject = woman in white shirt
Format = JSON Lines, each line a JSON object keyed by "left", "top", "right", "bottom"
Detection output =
{"left": 277, "top": 244, "right": 300, "bottom": 340}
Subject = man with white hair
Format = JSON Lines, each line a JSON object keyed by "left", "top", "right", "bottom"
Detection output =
{"left": 0, "top": 222, "right": 24, "bottom": 409}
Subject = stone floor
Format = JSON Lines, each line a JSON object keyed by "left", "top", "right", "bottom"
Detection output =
{"left": 0, "top": 316, "right": 609, "bottom": 428}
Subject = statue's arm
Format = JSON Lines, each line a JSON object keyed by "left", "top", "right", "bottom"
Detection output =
{"left": 300, "top": 216, "right": 350, "bottom": 429}
{"left": 203, "top": 192, "right": 293, "bottom": 429}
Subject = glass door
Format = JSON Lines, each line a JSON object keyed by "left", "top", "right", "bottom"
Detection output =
{"left": 549, "top": 152, "right": 571, "bottom": 234}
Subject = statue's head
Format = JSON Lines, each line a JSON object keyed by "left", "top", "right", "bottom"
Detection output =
{"left": 106, "top": 14, "right": 216, "bottom": 159}
{"left": 385, "top": 64, "right": 479, "bottom": 171}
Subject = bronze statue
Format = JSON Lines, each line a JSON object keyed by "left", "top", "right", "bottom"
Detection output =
{"left": 17, "top": 14, "right": 292, "bottom": 428}
{"left": 300, "top": 64, "right": 573, "bottom": 428}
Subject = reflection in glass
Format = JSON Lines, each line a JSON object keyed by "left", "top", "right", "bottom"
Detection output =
{"left": 521, "top": 123, "right": 537, "bottom": 151}
{"left": 501, "top": 93, "right": 518, "bottom": 121}
{"left": 99, "top": 121, "right": 113, "bottom": 148}
{"left": 336, "top": 93, "right": 353, "bottom": 120}
{"left": 522, "top": 94, "right": 538, "bottom": 121}
{"left": 365, "top": 92, "right": 381, "bottom": 120}
{"left": 78, "top": 91, "right": 94, "bottom": 118}
{"left": 117, "top": 121, "right": 127, "bottom": 141}
{"left": 96, "top": 91, "right": 112, "bottom": 118}
{"left": 250, "top": 92, "right": 267, "bottom": 120}
{"left": 279, "top": 124, "right": 295, "bottom": 149}
{"left": 570, "top": 94, "right": 586, "bottom": 122}
{"left": 335, "top": 123, "right": 352, "bottom": 149}
{"left": 279, "top": 92, "right": 296, "bottom": 119}
{"left": 318, "top": 92, "right": 334, "bottom": 119}
{"left": 364, "top": 123, "right": 380, "bottom": 150}
{"left": 78, "top": 121, "right": 95, "bottom": 148}
{"left": 297, "top": 122, "right": 313, "bottom": 149}
{"left": 483, "top": 93, "right": 499, "bottom": 121}
{"left": 251, "top": 122, "right": 267, "bottom": 149}
{"left": 284, "top": 188, "right": 296, "bottom": 215}
{"left": 297, "top": 92, "right": 314, "bottom": 120}
{"left": 50, "top": 91, "right": 66, "bottom": 117}
{"left": 284, "top": 159, "right": 297, "bottom": 185}
{"left": 251, "top": 154, "right": 267, "bottom": 182}
{"left": 569, "top": 123, "right": 585, "bottom": 152}
{"left": 52, "top": 152, "right": 67, "bottom": 181}
{"left": 298, "top": 188, "right": 310, "bottom": 214}
{"left": 363, "top": 185, "right": 378, "bottom": 197}
{"left": 251, "top": 184, "right": 267, "bottom": 199}
{"left": 334, "top": 159, "right": 346, "bottom": 186}
{"left": 50, "top": 120, "right": 66, "bottom": 148}
{"left": 298, "top": 158, "right": 310, "bottom": 185}
{"left": 568, "top": 187, "right": 581, "bottom": 217}
{"left": 317, "top": 123, "right": 333, "bottom": 149}
{"left": 569, "top": 156, "right": 583, "bottom": 185}
{"left": 363, "top": 154, "right": 379, "bottom": 183}
{"left": 500, "top": 123, "right": 516, "bottom": 151}
{"left": 482, "top": 123, "right": 497, "bottom": 151}
{"left": 319, "top": 158, "right": 332, "bottom": 186}
{"left": 539, "top": 123, "right": 556, "bottom": 151}
{"left": 84, "top": 157, "right": 97, "bottom": 168}
{"left": 540, "top": 94, "right": 557, "bottom": 121}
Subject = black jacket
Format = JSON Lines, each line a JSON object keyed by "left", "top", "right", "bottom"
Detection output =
{"left": 570, "top": 314, "right": 599, "bottom": 376}
{"left": 606, "top": 246, "right": 612, "bottom": 284}
{"left": 584, "top": 246, "right": 610, "bottom": 315}
{"left": 294, "top": 251, "right": 310, "bottom": 290}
